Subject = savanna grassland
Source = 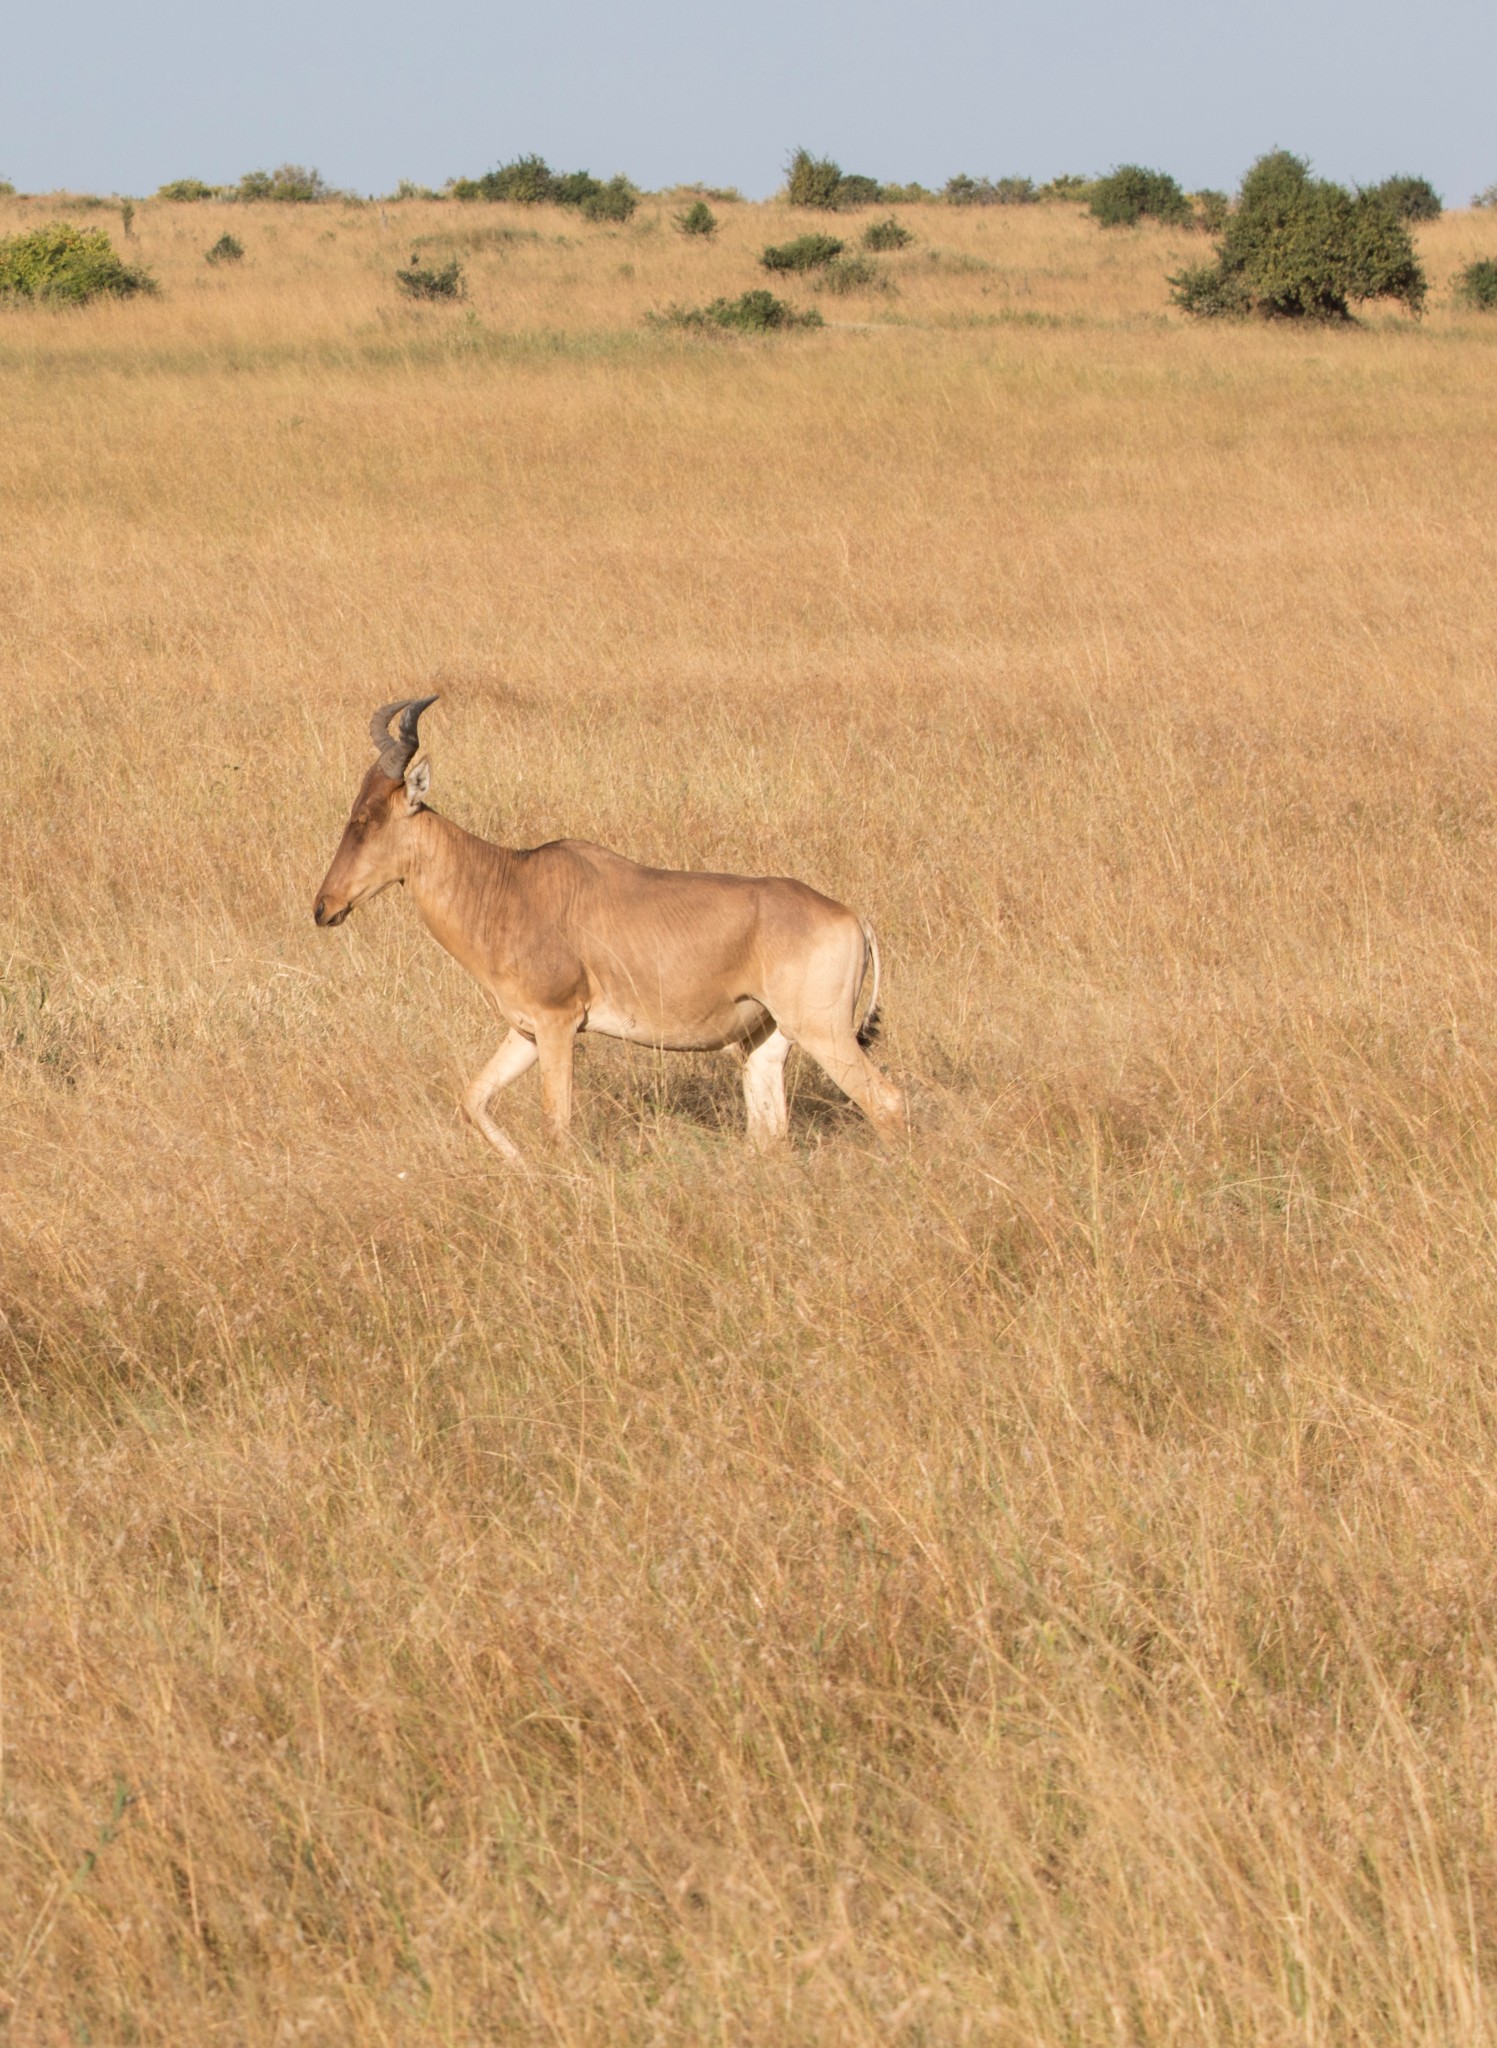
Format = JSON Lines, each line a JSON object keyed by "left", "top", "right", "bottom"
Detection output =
{"left": 4, "top": 187, "right": 1497, "bottom": 2044}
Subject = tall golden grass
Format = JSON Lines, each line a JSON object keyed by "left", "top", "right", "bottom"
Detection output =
{"left": 4, "top": 189, "right": 1497, "bottom": 2043}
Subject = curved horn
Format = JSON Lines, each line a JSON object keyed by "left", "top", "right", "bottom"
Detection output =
{"left": 369, "top": 694, "right": 439, "bottom": 779}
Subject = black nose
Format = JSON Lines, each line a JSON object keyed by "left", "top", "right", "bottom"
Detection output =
{"left": 314, "top": 898, "right": 326, "bottom": 926}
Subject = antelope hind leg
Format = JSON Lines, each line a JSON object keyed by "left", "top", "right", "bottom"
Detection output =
{"left": 797, "top": 1026, "right": 905, "bottom": 1144}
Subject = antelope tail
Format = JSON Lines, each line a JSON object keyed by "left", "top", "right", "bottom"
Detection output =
{"left": 856, "top": 919, "right": 883, "bottom": 1049}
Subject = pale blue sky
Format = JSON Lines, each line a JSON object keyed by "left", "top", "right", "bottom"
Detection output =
{"left": 4, "top": 0, "right": 1493, "bottom": 205}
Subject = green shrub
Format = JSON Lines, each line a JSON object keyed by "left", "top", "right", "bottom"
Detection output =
{"left": 157, "top": 179, "right": 216, "bottom": 202}
{"left": 761, "top": 233, "right": 843, "bottom": 273}
{"left": 1171, "top": 151, "right": 1426, "bottom": 320}
{"left": 1039, "top": 174, "right": 1091, "bottom": 201}
{"left": 1232, "top": 151, "right": 1424, "bottom": 316}
{"left": 879, "top": 182, "right": 934, "bottom": 204}
{"left": 457, "top": 155, "right": 551, "bottom": 203}
{"left": 1474, "top": 185, "right": 1497, "bottom": 209}
{"left": 1193, "top": 189, "right": 1230, "bottom": 233}
{"left": 1090, "top": 165, "right": 1192, "bottom": 227}
{"left": 862, "top": 216, "right": 912, "bottom": 251}
{"left": 1454, "top": 258, "right": 1497, "bottom": 309}
{"left": 394, "top": 252, "right": 466, "bottom": 300}
{"left": 0, "top": 220, "right": 156, "bottom": 305}
{"left": 835, "top": 174, "right": 882, "bottom": 208}
{"left": 783, "top": 150, "right": 883, "bottom": 210}
{"left": 1368, "top": 175, "right": 1441, "bottom": 222}
{"left": 0, "top": 180, "right": 15, "bottom": 198}
{"left": 205, "top": 233, "right": 244, "bottom": 265}
{"left": 655, "top": 289, "right": 823, "bottom": 333}
{"left": 944, "top": 174, "right": 1036, "bottom": 206}
{"left": 786, "top": 149, "right": 846, "bottom": 210}
{"left": 549, "top": 171, "right": 601, "bottom": 207}
{"left": 580, "top": 176, "right": 638, "bottom": 223}
{"left": 674, "top": 200, "right": 717, "bottom": 237}
{"left": 390, "top": 179, "right": 443, "bottom": 201}
{"left": 711, "top": 289, "right": 823, "bottom": 332}
{"left": 453, "top": 156, "right": 636, "bottom": 219}
{"left": 818, "top": 253, "right": 888, "bottom": 295}
{"left": 1167, "top": 262, "right": 1251, "bottom": 318}
{"left": 1340, "top": 194, "right": 1427, "bottom": 311}
{"left": 237, "top": 164, "right": 331, "bottom": 203}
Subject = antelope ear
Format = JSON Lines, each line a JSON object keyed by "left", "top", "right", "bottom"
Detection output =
{"left": 404, "top": 755, "right": 431, "bottom": 812}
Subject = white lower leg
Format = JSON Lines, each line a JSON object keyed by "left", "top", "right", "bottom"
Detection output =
{"left": 462, "top": 1031, "right": 539, "bottom": 1161}
{"left": 742, "top": 1029, "right": 791, "bottom": 1148}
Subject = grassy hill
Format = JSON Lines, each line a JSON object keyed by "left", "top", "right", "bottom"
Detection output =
{"left": 4, "top": 188, "right": 1497, "bottom": 2043}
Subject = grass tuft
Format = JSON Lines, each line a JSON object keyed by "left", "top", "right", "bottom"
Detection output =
{"left": 653, "top": 287, "right": 824, "bottom": 332}
{"left": 394, "top": 250, "right": 466, "bottom": 300}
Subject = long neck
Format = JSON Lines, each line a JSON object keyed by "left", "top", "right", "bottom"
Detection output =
{"left": 404, "top": 809, "right": 517, "bottom": 981}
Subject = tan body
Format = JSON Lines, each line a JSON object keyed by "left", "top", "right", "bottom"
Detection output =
{"left": 314, "top": 704, "right": 904, "bottom": 1159}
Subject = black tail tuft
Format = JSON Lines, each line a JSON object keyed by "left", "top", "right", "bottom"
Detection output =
{"left": 856, "top": 1004, "right": 882, "bottom": 1051}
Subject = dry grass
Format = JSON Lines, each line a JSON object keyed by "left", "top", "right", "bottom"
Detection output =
{"left": 4, "top": 191, "right": 1497, "bottom": 2044}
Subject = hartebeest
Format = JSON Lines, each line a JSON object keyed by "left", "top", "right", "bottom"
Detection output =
{"left": 313, "top": 699, "right": 904, "bottom": 1157}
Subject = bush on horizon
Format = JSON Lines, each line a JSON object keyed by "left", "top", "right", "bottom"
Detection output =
{"left": 1090, "top": 166, "right": 1192, "bottom": 228}
{"left": 785, "top": 150, "right": 843, "bottom": 209}
{"left": 157, "top": 179, "right": 217, "bottom": 202}
{"left": 674, "top": 200, "right": 717, "bottom": 237}
{"left": 1039, "top": 174, "right": 1093, "bottom": 200}
{"left": 451, "top": 156, "right": 638, "bottom": 220}
{"left": 1171, "top": 151, "right": 1426, "bottom": 320}
{"left": 835, "top": 175, "right": 883, "bottom": 207}
{"left": 1368, "top": 175, "right": 1441, "bottom": 222}
{"left": 236, "top": 165, "right": 335, "bottom": 203}
{"left": 785, "top": 149, "right": 884, "bottom": 211}
{"left": 944, "top": 174, "right": 1037, "bottom": 206}
{"left": 580, "top": 176, "right": 639, "bottom": 223}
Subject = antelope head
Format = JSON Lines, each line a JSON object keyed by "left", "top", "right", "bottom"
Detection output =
{"left": 313, "top": 696, "right": 438, "bottom": 927}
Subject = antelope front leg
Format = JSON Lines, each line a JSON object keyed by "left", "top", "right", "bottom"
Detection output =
{"left": 462, "top": 1030, "right": 539, "bottom": 1161}
{"left": 534, "top": 1016, "right": 580, "bottom": 1140}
